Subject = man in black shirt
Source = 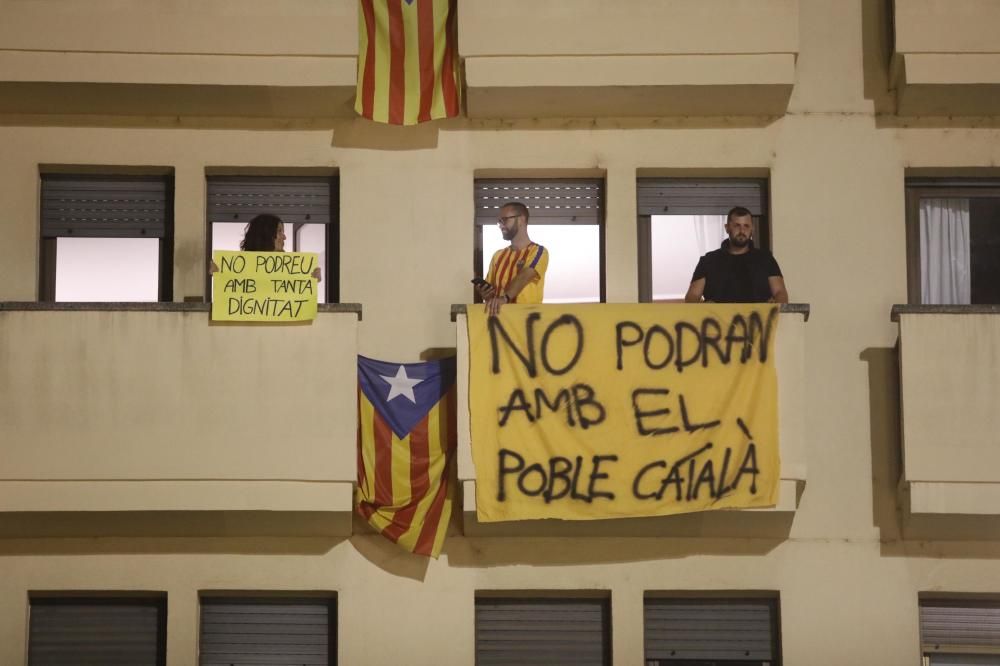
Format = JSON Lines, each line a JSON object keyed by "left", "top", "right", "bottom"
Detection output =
{"left": 684, "top": 206, "right": 789, "bottom": 303}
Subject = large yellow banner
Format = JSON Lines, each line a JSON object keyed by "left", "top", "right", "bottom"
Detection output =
{"left": 212, "top": 251, "right": 319, "bottom": 322}
{"left": 468, "top": 303, "right": 780, "bottom": 522}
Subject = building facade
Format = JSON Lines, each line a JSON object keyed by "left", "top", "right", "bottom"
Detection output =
{"left": 2, "top": 1, "right": 1000, "bottom": 664}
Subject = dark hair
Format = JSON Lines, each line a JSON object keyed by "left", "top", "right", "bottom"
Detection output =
{"left": 501, "top": 201, "right": 530, "bottom": 222}
{"left": 240, "top": 214, "right": 283, "bottom": 251}
{"left": 726, "top": 206, "right": 753, "bottom": 224}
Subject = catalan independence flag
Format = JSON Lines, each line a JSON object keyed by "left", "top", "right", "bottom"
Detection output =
{"left": 356, "top": 355, "right": 456, "bottom": 557}
{"left": 355, "top": 0, "right": 460, "bottom": 125}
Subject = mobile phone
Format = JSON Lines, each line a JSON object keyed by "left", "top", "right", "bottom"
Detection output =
{"left": 471, "top": 277, "right": 491, "bottom": 289}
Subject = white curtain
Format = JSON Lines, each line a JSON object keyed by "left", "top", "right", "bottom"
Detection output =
{"left": 692, "top": 214, "right": 727, "bottom": 255}
{"left": 920, "top": 198, "right": 971, "bottom": 305}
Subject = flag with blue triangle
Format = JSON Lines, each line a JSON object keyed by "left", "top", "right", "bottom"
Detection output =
{"left": 356, "top": 355, "right": 456, "bottom": 557}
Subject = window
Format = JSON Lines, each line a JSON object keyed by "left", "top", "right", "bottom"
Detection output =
{"left": 637, "top": 179, "right": 770, "bottom": 302}
{"left": 644, "top": 596, "right": 781, "bottom": 666}
{"left": 28, "top": 594, "right": 167, "bottom": 666}
{"left": 40, "top": 174, "right": 174, "bottom": 302}
{"left": 199, "top": 595, "right": 336, "bottom": 666}
{"left": 474, "top": 179, "right": 605, "bottom": 304}
{"left": 906, "top": 179, "right": 1000, "bottom": 305}
{"left": 920, "top": 598, "right": 1000, "bottom": 665}
{"left": 207, "top": 176, "right": 339, "bottom": 303}
{"left": 475, "top": 596, "right": 611, "bottom": 666}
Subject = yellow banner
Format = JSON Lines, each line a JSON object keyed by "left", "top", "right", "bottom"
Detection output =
{"left": 211, "top": 251, "right": 319, "bottom": 322}
{"left": 468, "top": 303, "right": 780, "bottom": 522}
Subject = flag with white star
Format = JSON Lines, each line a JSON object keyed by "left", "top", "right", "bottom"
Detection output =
{"left": 356, "top": 355, "right": 456, "bottom": 557}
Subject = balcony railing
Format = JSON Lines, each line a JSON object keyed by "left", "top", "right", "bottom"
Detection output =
{"left": 892, "top": 305, "right": 1000, "bottom": 536}
{"left": 0, "top": 302, "right": 361, "bottom": 537}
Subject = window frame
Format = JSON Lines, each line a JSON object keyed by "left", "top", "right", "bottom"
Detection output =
{"left": 472, "top": 177, "right": 607, "bottom": 304}
{"left": 198, "top": 593, "right": 337, "bottom": 666}
{"left": 904, "top": 178, "right": 1000, "bottom": 305}
{"left": 919, "top": 596, "right": 1000, "bottom": 663}
{"left": 38, "top": 173, "right": 175, "bottom": 302}
{"left": 205, "top": 174, "right": 340, "bottom": 304}
{"left": 28, "top": 593, "right": 168, "bottom": 666}
{"left": 643, "top": 594, "right": 782, "bottom": 666}
{"left": 474, "top": 594, "right": 612, "bottom": 666}
{"left": 636, "top": 177, "right": 771, "bottom": 303}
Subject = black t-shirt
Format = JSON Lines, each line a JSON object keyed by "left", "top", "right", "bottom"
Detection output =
{"left": 691, "top": 242, "right": 783, "bottom": 303}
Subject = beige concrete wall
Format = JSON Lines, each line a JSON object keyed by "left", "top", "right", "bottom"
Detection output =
{"left": 894, "top": 0, "right": 1000, "bottom": 53}
{"left": 0, "top": 309, "right": 358, "bottom": 481}
{"left": 1, "top": 1, "right": 1000, "bottom": 665}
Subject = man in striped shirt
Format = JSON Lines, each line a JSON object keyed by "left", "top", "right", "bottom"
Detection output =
{"left": 480, "top": 201, "right": 549, "bottom": 316}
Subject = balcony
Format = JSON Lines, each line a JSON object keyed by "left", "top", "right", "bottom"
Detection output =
{"left": 452, "top": 303, "right": 809, "bottom": 537}
{"left": 892, "top": 305, "right": 1000, "bottom": 538}
{"left": 0, "top": 302, "right": 361, "bottom": 537}
{"left": 0, "top": 0, "right": 357, "bottom": 119}
{"left": 892, "top": 0, "right": 1000, "bottom": 115}
{"left": 460, "top": 0, "right": 798, "bottom": 119}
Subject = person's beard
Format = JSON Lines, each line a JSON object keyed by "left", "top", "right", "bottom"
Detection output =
{"left": 501, "top": 226, "right": 515, "bottom": 241}
{"left": 730, "top": 234, "right": 750, "bottom": 248}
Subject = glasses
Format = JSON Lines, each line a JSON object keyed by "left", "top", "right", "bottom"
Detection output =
{"left": 497, "top": 214, "right": 520, "bottom": 224}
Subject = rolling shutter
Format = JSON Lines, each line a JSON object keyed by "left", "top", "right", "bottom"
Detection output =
{"left": 475, "top": 598, "right": 610, "bottom": 666}
{"left": 921, "top": 600, "right": 1000, "bottom": 660}
{"left": 41, "top": 175, "right": 171, "bottom": 238}
{"left": 207, "top": 177, "right": 335, "bottom": 226}
{"left": 637, "top": 179, "right": 767, "bottom": 216}
{"left": 28, "top": 597, "right": 166, "bottom": 666}
{"left": 475, "top": 179, "right": 604, "bottom": 225}
{"left": 644, "top": 598, "right": 778, "bottom": 663}
{"left": 199, "top": 597, "right": 335, "bottom": 666}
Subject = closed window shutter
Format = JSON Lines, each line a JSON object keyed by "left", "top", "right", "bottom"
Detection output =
{"left": 921, "top": 600, "right": 1000, "bottom": 660}
{"left": 637, "top": 179, "right": 767, "bottom": 217}
{"left": 28, "top": 597, "right": 166, "bottom": 666}
{"left": 199, "top": 597, "right": 335, "bottom": 666}
{"left": 41, "top": 175, "right": 171, "bottom": 238}
{"left": 207, "top": 177, "right": 335, "bottom": 226}
{"left": 644, "top": 599, "right": 778, "bottom": 664}
{"left": 475, "top": 179, "right": 604, "bottom": 226}
{"left": 475, "top": 598, "right": 610, "bottom": 666}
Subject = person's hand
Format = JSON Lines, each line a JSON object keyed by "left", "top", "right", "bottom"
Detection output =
{"left": 476, "top": 283, "right": 495, "bottom": 300}
{"left": 312, "top": 267, "right": 322, "bottom": 283}
{"left": 486, "top": 293, "right": 509, "bottom": 317}
{"left": 208, "top": 260, "right": 219, "bottom": 275}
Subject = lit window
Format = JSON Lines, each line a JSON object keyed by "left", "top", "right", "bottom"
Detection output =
{"left": 637, "top": 179, "right": 770, "bottom": 302}
{"left": 207, "top": 176, "right": 338, "bottom": 303}
{"left": 40, "top": 174, "right": 173, "bottom": 302}
{"left": 474, "top": 179, "right": 605, "bottom": 304}
{"left": 906, "top": 179, "right": 1000, "bottom": 305}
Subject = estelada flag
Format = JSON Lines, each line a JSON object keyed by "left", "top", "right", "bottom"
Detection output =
{"left": 356, "top": 355, "right": 456, "bottom": 557}
{"left": 355, "top": 0, "right": 460, "bottom": 125}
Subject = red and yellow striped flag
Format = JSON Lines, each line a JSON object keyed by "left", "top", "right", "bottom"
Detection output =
{"left": 356, "top": 356, "right": 456, "bottom": 557}
{"left": 355, "top": 0, "right": 460, "bottom": 125}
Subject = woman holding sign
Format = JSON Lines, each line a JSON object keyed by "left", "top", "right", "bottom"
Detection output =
{"left": 210, "top": 214, "right": 321, "bottom": 281}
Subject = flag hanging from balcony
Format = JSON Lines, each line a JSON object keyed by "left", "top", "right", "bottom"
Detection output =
{"left": 355, "top": 0, "right": 461, "bottom": 125}
{"left": 356, "top": 355, "right": 457, "bottom": 557}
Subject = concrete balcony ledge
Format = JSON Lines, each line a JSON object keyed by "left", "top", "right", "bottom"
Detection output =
{"left": 892, "top": 305, "right": 1000, "bottom": 537}
{"left": 453, "top": 303, "right": 809, "bottom": 537}
{"left": 465, "top": 54, "right": 795, "bottom": 119}
{"left": 0, "top": 304, "right": 360, "bottom": 537}
{"left": 892, "top": 0, "right": 1000, "bottom": 115}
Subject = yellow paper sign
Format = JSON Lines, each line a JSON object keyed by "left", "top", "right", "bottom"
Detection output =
{"left": 468, "top": 303, "right": 780, "bottom": 522}
{"left": 211, "top": 251, "right": 319, "bottom": 322}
